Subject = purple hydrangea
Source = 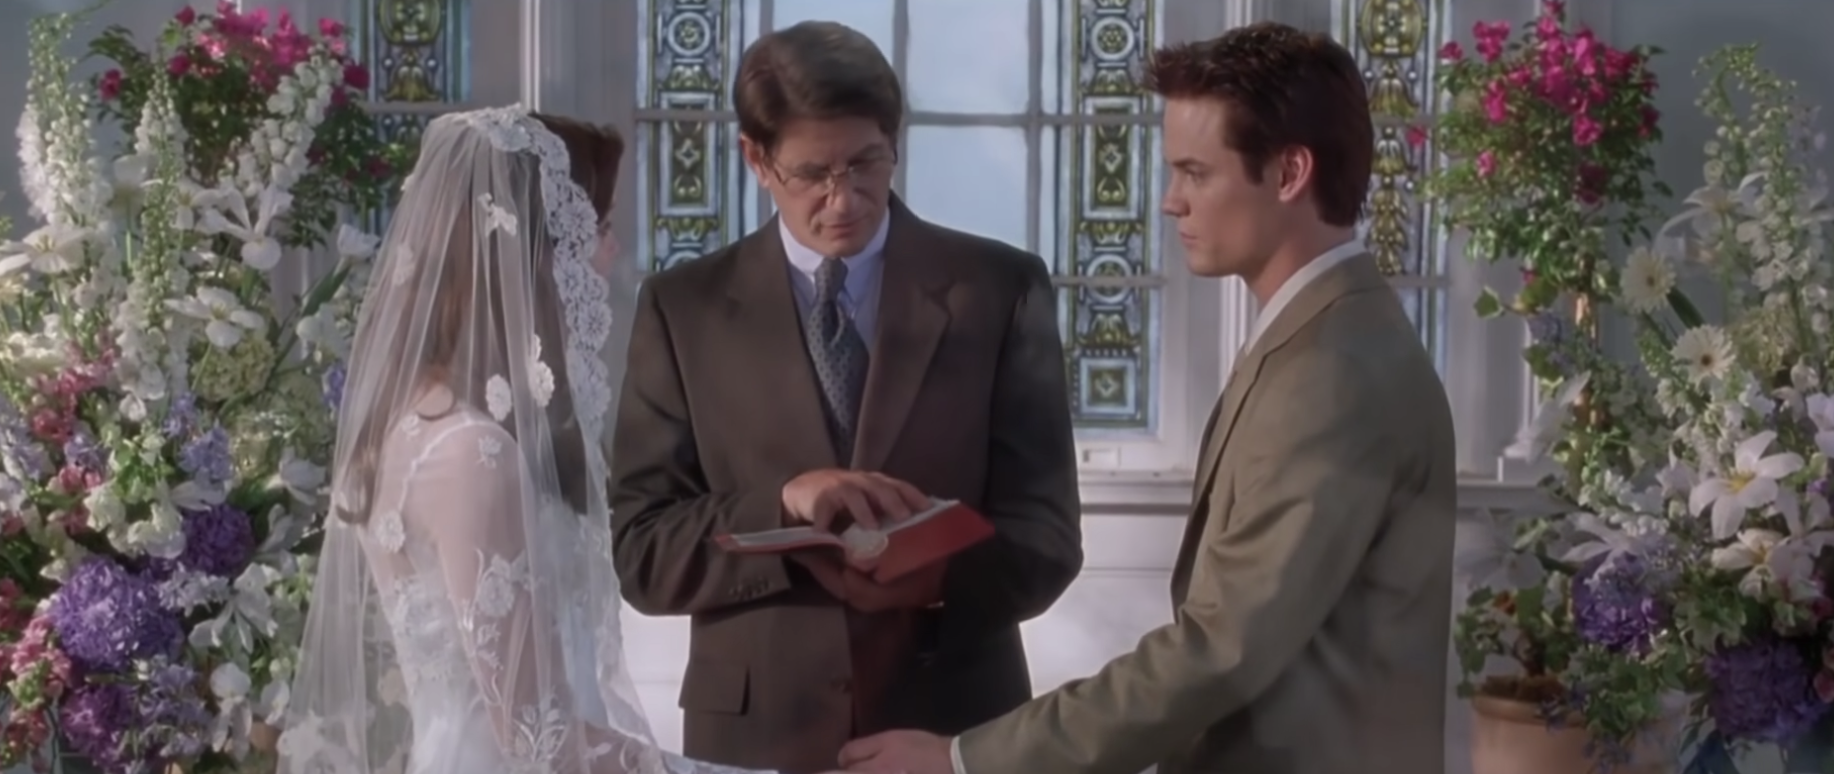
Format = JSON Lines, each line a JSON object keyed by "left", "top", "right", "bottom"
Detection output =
{"left": 0, "top": 395, "right": 48, "bottom": 479}
{"left": 323, "top": 360, "right": 346, "bottom": 410}
{"left": 175, "top": 502, "right": 255, "bottom": 577}
{"left": 48, "top": 557, "right": 183, "bottom": 675}
{"left": 1571, "top": 554, "right": 1671, "bottom": 654}
{"left": 137, "top": 659, "right": 212, "bottom": 761}
{"left": 62, "top": 424, "right": 107, "bottom": 471}
{"left": 161, "top": 392, "right": 197, "bottom": 438}
{"left": 177, "top": 424, "right": 232, "bottom": 487}
{"left": 58, "top": 682, "right": 137, "bottom": 773}
{"left": 1705, "top": 634, "right": 1832, "bottom": 744}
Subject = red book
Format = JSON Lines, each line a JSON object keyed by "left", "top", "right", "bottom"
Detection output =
{"left": 713, "top": 499, "right": 995, "bottom": 583}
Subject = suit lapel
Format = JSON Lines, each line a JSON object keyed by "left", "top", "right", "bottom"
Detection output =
{"left": 725, "top": 222, "right": 842, "bottom": 470}
{"left": 1188, "top": 253, "right": 1389, "bottom": 507}
{"left": 853, "top": 198, "right": 952, "bottom": 471}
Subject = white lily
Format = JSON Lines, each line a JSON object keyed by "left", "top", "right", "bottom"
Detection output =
{"left": 1660, "top": 172, "right": 1762, "bottom": 244}
{"left": 1504, "top": 372, "right": 1591, "bottom": 463}
{"left": 294, "top": 308, "right": 346, "bottom": 359}
{"left": 1805, "top": 393, "right": 1834, "bottom": 458}
{"left": 275, "top": 447, "right": 327, "bottom": 504}
{"left": 167, "top": 286, "right": 267, "bottom": 348}
{"left": 1561, "top": 511, "right": 1665, "bottom": 567}
{"left": 0, "top": 223, "right": 87, "bottom": 277}
{"left": 1689, "top": 430, "right": 1805, "bottom": 539}
{"left": 1454, "top": 508, "right": 1547, "bottom": 591}
{"left": 199, "top": 185, "right": 293, "bottom": 271}
{"left": 1710, "top": 510, "right": 1834, "bottom": 602}
{"left": 190, "top": 564, "right": 282, "bottom": 654}
{"left": 335, "top": 223, "right": 380, "bottom": 261}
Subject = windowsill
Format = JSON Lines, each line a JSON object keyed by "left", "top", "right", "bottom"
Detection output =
{"left": 1077, "top": 469, "right": 1548, "bottom": 517}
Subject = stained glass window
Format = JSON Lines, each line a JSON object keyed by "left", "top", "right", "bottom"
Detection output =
{"left": 633, "top": 0, "right": 1165, "bottom": 436}
{"left": 1335, "top": 0, "right": 1450, "bottom": 367}
{"left": 349, "top": 0, "right": 473, "bottom": 231}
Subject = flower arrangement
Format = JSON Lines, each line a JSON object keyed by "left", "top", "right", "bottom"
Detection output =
{"left": 1455, "top": 45, "right": 1834, "bottom": 770}
{"left": 0, "top": 4, "right": 395, "bottom": 772}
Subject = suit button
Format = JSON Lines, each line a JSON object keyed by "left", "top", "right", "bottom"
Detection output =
{"left": 830, "top": 677, "right": 851, "bottom": 693}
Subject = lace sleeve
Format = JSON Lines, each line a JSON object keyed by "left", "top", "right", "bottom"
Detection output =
{"left": 405, "top": 420, "right": 776, "bottom": 774}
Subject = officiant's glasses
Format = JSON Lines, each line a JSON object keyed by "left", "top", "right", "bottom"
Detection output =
{"left": 768, "top": 152, "right": 896, "bottom": 196}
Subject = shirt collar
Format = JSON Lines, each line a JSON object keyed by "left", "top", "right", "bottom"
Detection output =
{"left": 1245, "top": 238, "right": 1366, "bottom": 349}
{"left": 779, "top": 211, "right": 891, "bottom": 295}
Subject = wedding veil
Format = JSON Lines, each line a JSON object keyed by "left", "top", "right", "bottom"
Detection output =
{"left": 276, "top": 106, "right": 729, "bottom": 774}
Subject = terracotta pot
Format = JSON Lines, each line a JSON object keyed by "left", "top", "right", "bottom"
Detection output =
{"left": 1470, "top": 694, "right": 1681, "bottom": 774}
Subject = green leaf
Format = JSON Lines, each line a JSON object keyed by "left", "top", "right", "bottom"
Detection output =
{"left": 1666, "top": 287, "right": 1706, "bottom": 329}
{"left": 1473, "top": 287, "right": 1504, "bottom": 318}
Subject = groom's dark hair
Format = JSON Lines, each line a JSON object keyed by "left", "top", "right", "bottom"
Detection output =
{"left": 1146, "top": 22, "right": 1372, "bottom": 228}
{"left": 733, "top": 21, "right": 904, "bottom": 151}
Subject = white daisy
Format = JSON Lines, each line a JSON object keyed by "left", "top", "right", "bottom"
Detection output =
{"left": 1619, "top": 245, "right": 1675, "bottom": 314}
{"left": 1672, "top": 325, "right": 1735, "bottom": 383}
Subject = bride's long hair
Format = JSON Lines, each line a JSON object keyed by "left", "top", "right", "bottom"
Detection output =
{"left": 332, "top": 113, "right": 623, "bottom": 525}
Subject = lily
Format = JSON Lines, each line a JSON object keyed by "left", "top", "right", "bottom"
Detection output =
{"left": 1689, "top": 430, "right": 1805, "bottom": 539}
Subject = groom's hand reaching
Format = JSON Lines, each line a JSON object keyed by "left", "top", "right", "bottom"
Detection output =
{"left": 791, "top": 552, "right": 945, "bottom": 613}
{"left": 781, "top": 469, "right": 930, "bottom": 532}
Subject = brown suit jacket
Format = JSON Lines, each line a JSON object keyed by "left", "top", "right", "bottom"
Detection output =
{"left": 956, "top": 254, "right": 1457, "bottom": 774}
{"left": 609, "top": 199, "right": 1083, "bottom": 774}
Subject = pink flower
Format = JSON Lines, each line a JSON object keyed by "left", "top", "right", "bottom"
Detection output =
{"left": 319, "top": 18, "right": 346, "bottom": 38}
{"left": 96, "top": 69, "right": 122, "bottom": 101}
{"left": 1482, "top": 81, "right": 1509, "bottom": 123}
{"left": 1438, "top": 41, "right": 1464, "bottom": 62}
{"left": 168, "top": 53, "right": 192, "bottom": 77}
{"left": 1473, "top": 21, "right": 1510, "bottom": 62}
{"left": 1576, "top": 163, "right": 1607, "bottom": 203}
{"left": 1406, "top": 125, "right": 1429, "bottom": 148}
{"left": 174, "top": 6, "right": 196, "bottom": 26}
{"left": 1572, "top": 113, "right": 1603, "bottom": 146}
{"left": 1476, "top": 150, "right": 1497, "bottom": 177}
{"left": 344, "top": 63, "right": 370, "bottom": 91}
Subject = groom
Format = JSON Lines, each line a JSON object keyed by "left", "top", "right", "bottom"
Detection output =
{"left": 609, "top": 19, "right": 1083, "bottom": 774}
{"left": 841, "top": 22, "right": 1458, "bottom": 774}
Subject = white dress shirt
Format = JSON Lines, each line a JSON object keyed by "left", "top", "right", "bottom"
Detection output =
{"left": 780, "top": 212, "right": 891, "bottom": 348}
{"left": 947, "top": 237, "right": 1366, "bottom": 774}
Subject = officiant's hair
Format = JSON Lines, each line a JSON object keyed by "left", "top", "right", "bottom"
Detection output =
{"left": 1145, "top": 22, "right": 1372, "bottom": 228}
{"left": 732, "top": 21, "right": 903, "bottom": 152}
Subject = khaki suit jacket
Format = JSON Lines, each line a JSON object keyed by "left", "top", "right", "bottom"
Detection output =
{"left": 956, "top": 254, "right": 1457, "bottom": 774}
{"left": 608, "top": 199, "right": 1084, "bottom": 774}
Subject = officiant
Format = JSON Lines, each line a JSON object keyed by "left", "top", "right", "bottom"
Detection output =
{"left": 607, "top": 20, "right": 1084, "bottom": 774}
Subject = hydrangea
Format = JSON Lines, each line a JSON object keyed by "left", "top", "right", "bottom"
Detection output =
{"left": 1571, "top": 554, "right": 1671, "bottom": 654}
{"left": 174, "top": 502, "right": 254, "bottom": 577}
{"left": 47, "top": 557, "right": 182, "bottom": 674}
{"left": 1704, "top": 634, "right": 1832, "bottom": 743}
{"left": 178, "top": 423, "right": 232, "bottom": 486}
{"left": 322, "top": 359, "right": 346, "bottom": 409}
{"left": 58, "top": 682, "right": 137, "bottom": 772}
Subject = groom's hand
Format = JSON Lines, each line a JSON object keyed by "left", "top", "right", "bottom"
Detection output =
{"left": 791, "top": 554, "right": 945, "bottom": 613}
{"left": 839, "top": 729, "right": 952, "bottom": 774}
{"left": 781, "top": 469, "right": 930, "bottom": 532}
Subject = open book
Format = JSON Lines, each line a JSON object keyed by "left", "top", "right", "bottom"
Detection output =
{"left": 713, "top": 499, "right": 995, "bottom": 583}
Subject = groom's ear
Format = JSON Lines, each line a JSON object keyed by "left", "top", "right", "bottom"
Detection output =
{"left": 739, "top": 134, "right": 769, "bottom": 181}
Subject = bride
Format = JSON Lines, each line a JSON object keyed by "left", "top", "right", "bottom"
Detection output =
{"left": 275, "top": 106, "right": 841, "bottom": 774}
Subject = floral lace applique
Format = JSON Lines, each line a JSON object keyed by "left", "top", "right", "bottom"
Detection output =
{"left": 370, "top": 509, "right": 405, "bottom": 554}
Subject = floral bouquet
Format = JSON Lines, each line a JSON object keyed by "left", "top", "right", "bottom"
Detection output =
{"left": 0, "top": 4, "right": 396, "bottom": 772}
{"left": 1458, "top": 45, "right": 1834, "bottom": 770}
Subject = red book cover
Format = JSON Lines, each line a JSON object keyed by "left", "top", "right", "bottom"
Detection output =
{"left": 713, "top": 499, "right": 995, "bottom": 583}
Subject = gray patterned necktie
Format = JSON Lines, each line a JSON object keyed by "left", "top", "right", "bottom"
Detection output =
{"left": 806, "top": 257, "right": 870, "bottom": 462}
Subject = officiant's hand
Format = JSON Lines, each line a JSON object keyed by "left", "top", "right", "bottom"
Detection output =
{"left": 791, "top": 553, "right": 945, "bottom": 613}
{"left": 781, "top": 469, "right": 929, "bottom": 532}
{"left": 839, "top": 729, "right": 951, "bottom": 774}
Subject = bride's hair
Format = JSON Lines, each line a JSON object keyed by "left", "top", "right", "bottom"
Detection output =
{"left": 334, "top": 113, "right": 624, "bottom": 525}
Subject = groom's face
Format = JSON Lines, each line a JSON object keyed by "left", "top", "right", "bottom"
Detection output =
{"left": 743, "top": 117, "right": 897, "bottom": 258}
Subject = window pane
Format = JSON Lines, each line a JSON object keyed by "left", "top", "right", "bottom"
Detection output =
{"left": 903, "top": 126, "right": 1029, "bottom": 250}
{"left": 1052, "top": 0, "right": 1156, "bottom": 115}
{"left": 1060, "top": 286, "right": 1159, "bottom": 433}
{"left": 907, "top": 0, "right": 1030, "bottom": 113}
{"left": 350, "top": 0, "right": 472, "bottom": 103}
{"left": 638, "top": 0, "right": 749, "bottom": 271}
{"left": 769, "top": 0, "right": 895, "bottom": 58}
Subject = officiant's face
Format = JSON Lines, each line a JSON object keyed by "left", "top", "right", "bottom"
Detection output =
{"left": 744, "top": 117, "right": 897, "bottom": 258}
{"left": 1161, "top": 97, "right": 1293, "bottom": 279}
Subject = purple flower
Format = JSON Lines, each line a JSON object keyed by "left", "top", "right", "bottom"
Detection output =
{"left": 62, "top": 424, "right": 106, "bottom": 471}
{"left": 161, "top": 392, "right": 197, "bottom": 438}
{"left": 178, "top": 424, "right": 232, "bottom": 486}
{"left": 323, "top": 361, "right": 346, "bottom": 410}
{"left": 58, "top": 682, "right": 137, "bottom": 772}
{"left": 1705, "top": 634, "right": 1832, "bottom": 744}
{"left": 48, "top": 557, "right": 183, "bottom": 675}
{"left": 1572, "top": 554, "right": 1671, "bottom": 654}
{"left": 175, "top": 502, "right": 255, "bottom": 577}
{"left": 0, "top": 395, "right": 48, "bottom": 479}
{"left": 136, "top": 659, "right": 212, "bottom": 760}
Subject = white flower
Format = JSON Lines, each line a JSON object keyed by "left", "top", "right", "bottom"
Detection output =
{"left": 276, "top": 447, "right": 328, "bottom": 504}
{"left": 1661, "top": 173, "right": 1762, "bottom": 246}
{"left": 1619, "top": 245, "right": 1675, "bottom": 314}
{"left": 1689, "top": 430, "right": 1805, "bottom": 539}
{"left": 1805, "top": 393, "right": 1834, "bottom": 458}
{"left": 528, "top": 335, "right": 555, "bottom": 407}
{"left": 1454, "top": 508, "right": 1546, "bottom": 591}
{"left": 1503, "top": 372, "right": 1590, "bottom": 463}
{"left": 199, "top": 185, "right": 293, "bottom": 271}
{"left": 190, "top": 564, "right": 282, "bottom": 654}
{"left": 486, "top": 375, "right": 513, "bottom": 420}
{"left": 0, "top": 331, "right": 67, "bottom": 376}
{"left": 0, "top": 223, "right": 87, "bottom": 277}
{"left": 1672, "top": 326, "right": 1735, "bottom": 383}
{"left": 167, "top": 286, "right": 267, "bottom": 348}
{"left": 477, "top": 192, "right": 518, "bottom": 235}
{"left": 1561, "top": 511, "right": 1664, "bottom": 567}
{"left": 335, "top": 223, "right": 380, "bottom": 261}
{"left": 1709, "top": 523, "right": 1834, "bottom": 602}
{"left": 294, "top": 308, "right": 346, "bottom": 358}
